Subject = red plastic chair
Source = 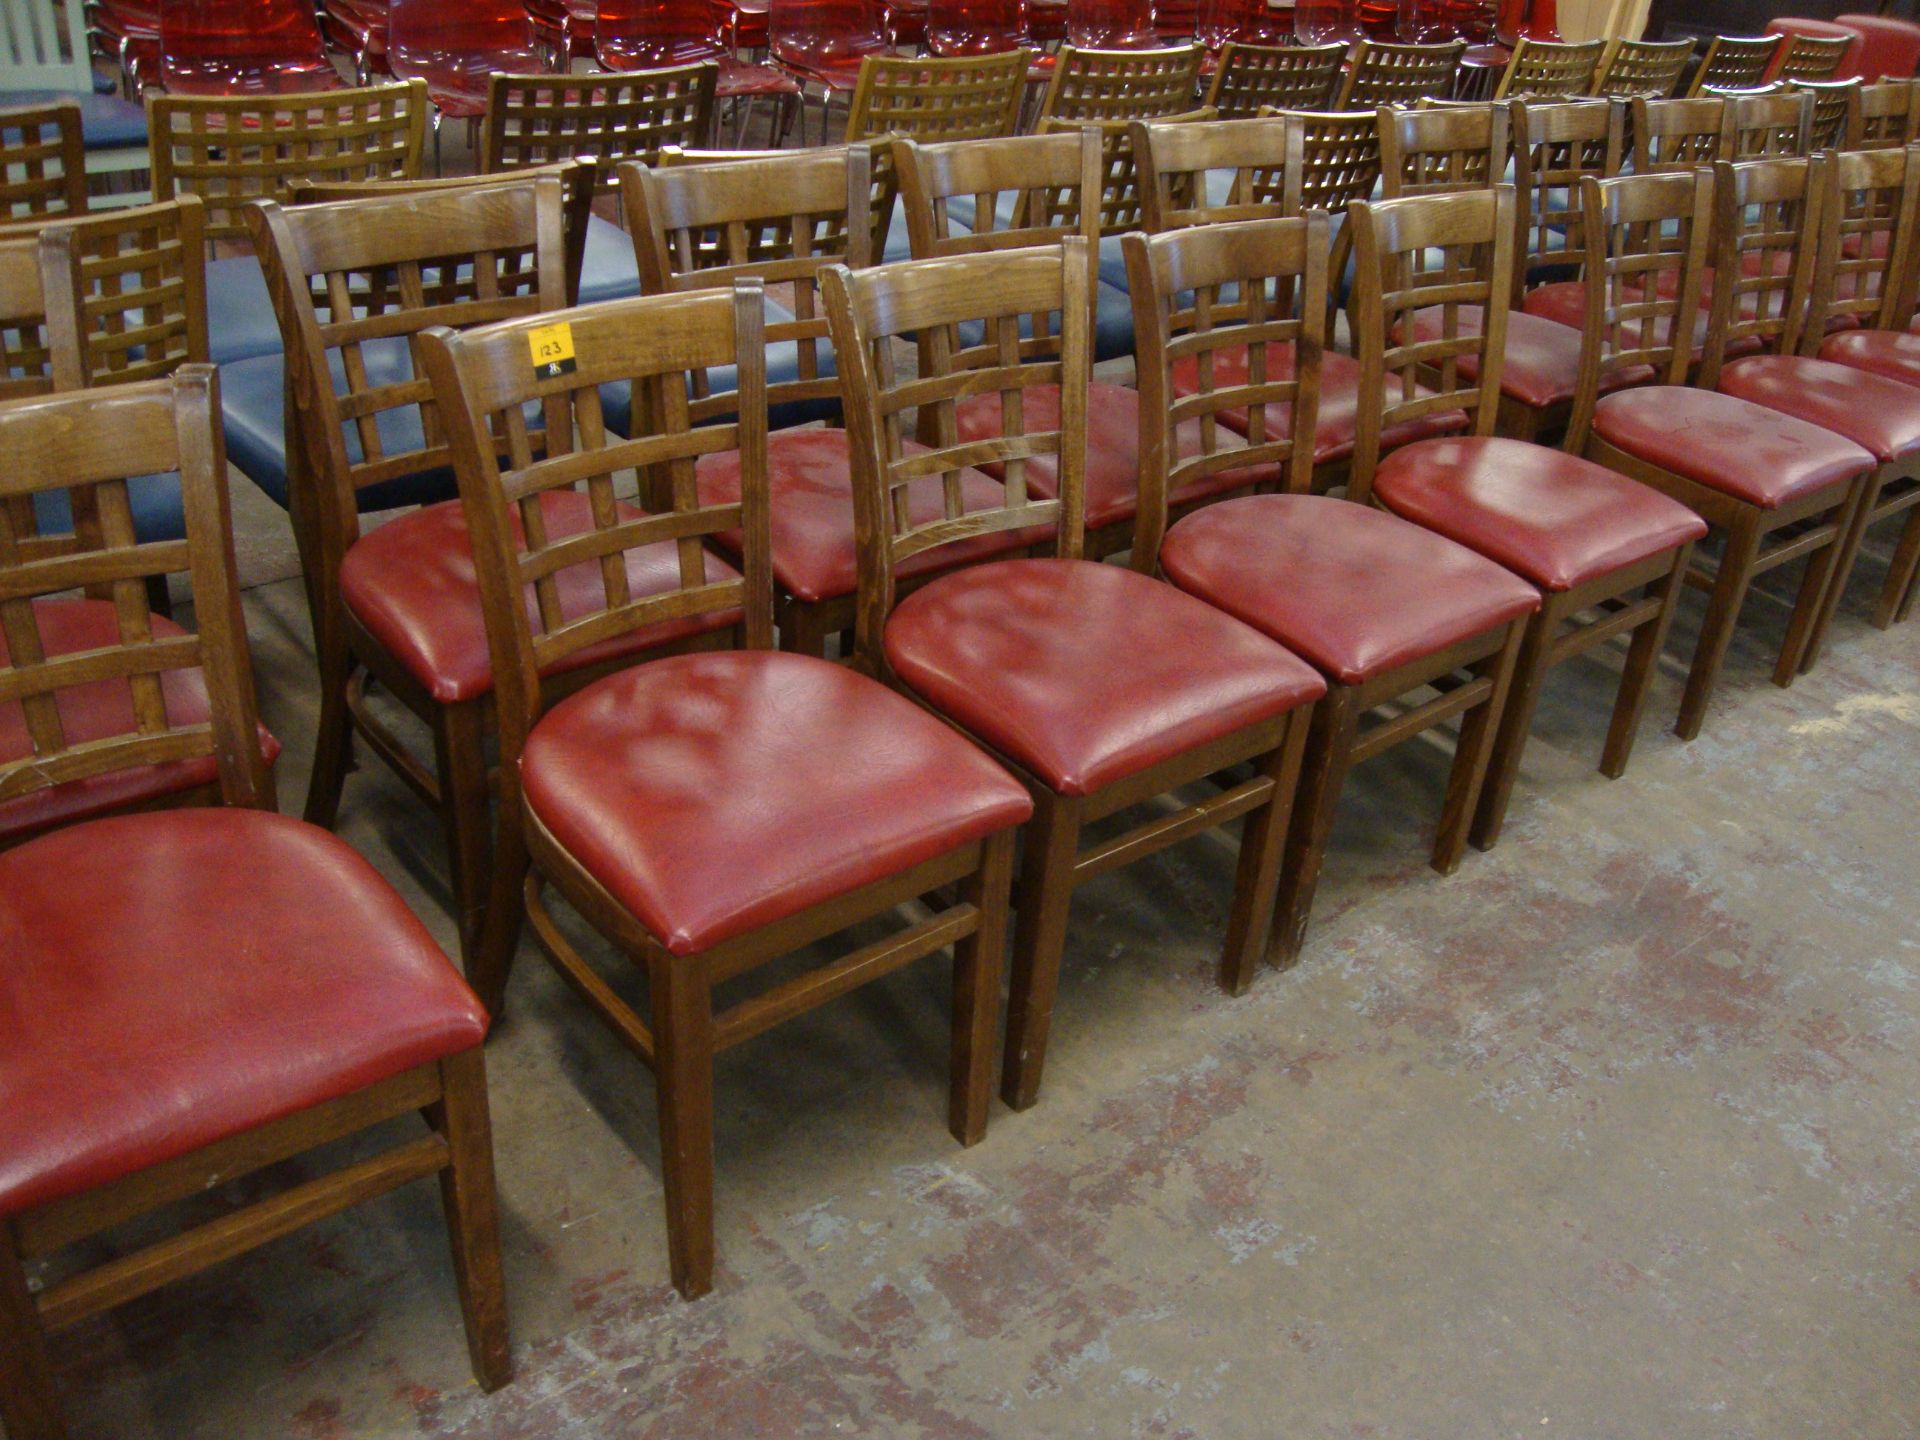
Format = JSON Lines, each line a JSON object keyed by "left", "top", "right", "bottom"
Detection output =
{"left": 928, "top": 0, "right": 1035, "bottom": 54}
{"left": 155, "top": 0, "right": 342, "bottom": 95}
{"left": 597, "top": 0, "right": 801, "bottom": 100}
{"left": 1833, "top": 14, "right": 1920, "bottom": 82}
{"left": 1157, "top": 0, "right": 1199, "bottom": 42}
{"left": 1197, "top": 0, "right": 1288, "bottom": 48}
{"left": 886, "top": 0, "right": 929, "bottom": 46}
{"left": 386, "top": 0, "right": 545, "bottom": 120}
{"left": 1294, "top": 0, "right": 1354, "bottom": 44}
{"left": 1067, "top": 0, "right": 1159, "bottom": 48}
{"left": 770, "top": 0, "right": 893, "bottom": 91}
{"left": 1030, "top": 0, "right": 1070, "bottom": 43}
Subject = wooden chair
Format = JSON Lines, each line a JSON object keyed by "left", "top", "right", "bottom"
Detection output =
{"left": 1036, "top": 42, "right": 1203, "bottom": 124}
{"left": 1722, "top": 87, "right": 1816, "bottom": 157}
{"left": 1774, "top": 30, "right": 1855, "bottom": 84}
{"left": 420, "top": 285, "right": 1031, "bottom": 1301}
{"left": 0, "top": 102, "right": 87, "bottom": 223}
{"left": 843, "top": 48, "right": 1031, "bottom": 141}
{"left": 0, "top": 234, "right": 50, "bottom": 404}
{"left": 1381, "top": 101, "right": 1510, "bottom": 197}
{"left": 1353, "top": 188, "right": 1707, "bottom": 849}
{"left": 1122, "top": 205, "right": 1532, "bottom": 962}
{"left": 1706, "top": 153, "right": 1920, "bottom": 653}
{"left": 1630, "top": 95, "right": 1731, "bottom": 172}
{"left": 1133, "top": 111, "right": 1299, "bottom": 232}
{"left": 481, "top": 65, "right": 719, "bottom": 180}
{"left": 1857, "top": 78, "right": 1920, "bottom": 148}
{"left": 1590, "top": 37, "right": 1691, "bottom": 100}
{"left": 823, "top": 237, "right": 1325, "bottom": 1107}
{"left": 1038, "top": 106, "right": 1214, "bottom": 239}
{"left": 1688, "top": 35, "right": 1787, "bottom": 96}
{"left": 1335, "top": 39, "right": 1468, "bottom": 110}
{"left": 1510, "top": 98, "right": 1624, "bottom": 304}
{"left": 1290, "top": 106, "right": 1386, "bottom": 216}
{"left": 1569, "top": 168, "right": 1874, "bottom": 738}
{"left": 1493, "top": 37, "right": 1605, "bottom": 100}
{"left": 1201, "top": 40, "right": 1344, "bottom": 117}
{"left": 0, "top": 372, "right": 509, "bottom": 1440}
{"left": 1789, "top": 77, "right": 1864, "bottom": 151}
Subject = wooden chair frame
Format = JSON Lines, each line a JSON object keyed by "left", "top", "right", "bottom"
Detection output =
{"left": 0, "top": 102, "right": 87, "bottom": 224}
{"left": 1568, "top": 168, "right": 1868, "bottom": 739}
{"left": 1630, "top": 95, "right": 1732, "bottom": 172}
{"left": 1857, "top": 79, "right": 1920, "bottom": 150}
{"left": 843, "top": 48, "right": 1031, "bottom": 142}
{"left": 481, "top": 64, "right": 720, "bottom": 184}
{"left": 1688, "top": 34, "right": 1787, "bottom": 97}
{"left": 149, "top": 81, "right": 431, "bottom": 247}
{"left": 1510, "top": 99, "right": 1625, "bottom": 306}
{"left": 1201, "top": 41, "right": 1344, "bottom": 118}
{"left": 1133, "top": 112, "right": 1300, "bottom": 232}
{"left": 0, "top": 374, "right": 509, "bottom": 1439}
{"left": 1494, "top": 38, "right": 1606, "bottom": 101}
{"left": 1789, "top": 77, "right": 1864, "bottom": 151}
{"left": 1335, "top": 39, "right": 1468, "bottom": 110}
{"left": 825, "top": 237, "right": 1314, "bottom": 1106}
{"left": 1775, "top": 31, "right": 1856, "bottom": 85}
{"left": 421, "top": 285, "right": 1021, "bottom": 1301}
{"left": 0, "top": 234, "right": 51, "bottom": 404}
{"left": 1591, "top": 37, "right": 1692, "bottom": 100}
{"left": 1724, "top": 88, "right": 1816, "bottom": 158}
{"left": 1037, "top": 43, "right": 1203, "bottom": 125}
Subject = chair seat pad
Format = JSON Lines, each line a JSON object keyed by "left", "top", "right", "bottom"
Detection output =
{"left": 1590, "top": 386, "right": 1873, "bottom": 509}
{"left": 694, "top": 428, "right": 1043, "bottom": 605}
{"left": 953, "top": 383, "right": 1277, "bottom": 532}
{"left": 1718, "top": 355, "right": 1920, "bottom": 464}
{"left": 1374, "top": 437, "right": 1708, "bottom": 592}
{"left": 0, "top": 808, "right": 486, "bottom": 1218}
{"left": 521, "top": 651, "right": 1032, "bottom": 956}
{"left": 340, "top": 492, "right": 740, "bottom": 705}
{"left": 1171, "top": 346, "right": 1467, "bottom": 464}
{"left": 885, "top": 558, "right": 1326, "bottom": 797}
{"left": 1160, "top": 495, "right": 1540, "bottom": 686}
{"left": 204, "top": 253, "right": 284, "bottom": 367}
{"left": 1400, "top": 306, "right": 1655, "bottom": 409}
{"left": 1818, "top": 327, "right": 1920, "bottom": 388}
{"left": 0, "top": 89, "right": 149, "bottom": 150}
{"left": 0, "top": 599, "right": 280, "bottom": 842}
{"left": 578, "top": 213, "right": 641, "bottom": 305}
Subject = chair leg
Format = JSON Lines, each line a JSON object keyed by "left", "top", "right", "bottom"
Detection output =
{"left": 1784, "top": 479, "right": 1868, "bottom": 679}
{"left": 1470, "top": 601, "right": 1559, "bottom": 854}
{"left": 1438, "top": 622, "right": 1525, "bottom": 873}
{"left": 779, "top": 606, "right": 831, "bottom": 659}
{"left": 647, "top": 950, "right": 717, "bottom": 1301}
{"left": 1600, "top": 542, "right": 1693, "bottom": 780}
{"left": 0, "top": 1223, "right": 65, "bottom": 1440}
{"left": 433, "top": 703, "right": 494, "bottom": 970}
{"left": 1270, "top": 685, "right": 1359, "bottom": 969}
{"left": 432, "top": 1050, "right": 512, "bottom": 1393}
{"left": 1219, "top": 711, "right": 1311, "bottom": 994}
{"left": 1872, "top": 500, "right": 1920, "bottom": 629}
{"left": 303, "top": 637, "right": 356, "bottom": 830}
{"left": 471, "top": 804, "right": 531, "bottom": 1018}
{"left": 999, "top": 790, "right": 1084, "bottom": 1112}
{"left": 949, "top": 828, "right": 1015, "bottom": 1146}
{"left": 1677, "top": 509, "right": 1762, "bottom": 742}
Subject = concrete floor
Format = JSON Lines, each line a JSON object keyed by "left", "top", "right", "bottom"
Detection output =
{"left": 33, "top": 459, "right": 1919, "bottom": 1438}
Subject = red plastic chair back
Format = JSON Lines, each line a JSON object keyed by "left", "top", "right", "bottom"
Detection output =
{"left": 1157, "top": 0, "right": 1199, "bottom": 41}
{"left": 1294, "top": 0, "right": 1354, "bottom": 44}
{"left": 597, "top": 0, "right": 726, "bottom": 65}
{"left": 1066, "top": 0, "right": 1158, "bottom": 49}
{"left": 387, "top": 0, "right": 543, "bottom": 113}
{"left": 928, "top": 0, "right": 1032, "bottom": 54}
{"left": 769, "top": 0, "right": 891, "bottom": 76}
{"left": 157, "top": 0, "right": 339, "bottom": 94}
{"left": 1196, "top": 0, "right": 1286, "bottom": 47}
{"left": 1493, "top": 0, "right": 1557, "bottom": 46}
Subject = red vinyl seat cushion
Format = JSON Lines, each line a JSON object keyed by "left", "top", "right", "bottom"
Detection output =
{"left": 695, "top": 428, "right": 1045, "bottom": 605}
{"left": 339, "top": 490, "right": 742, "bottom": 705}
{"left": 1400, "top": 306, "right": 1654, "bottom": 408}
{"left": 520, "top": 651, "right": 1033, "bottom": 956}
{"left": 0, "top": 599, "right": 280, "bottom": 843}
{"left": 884, "top": 558, "right": 1326, "bottom": 797}
{"left": 1374, "top": 437, "right": 1708, "bottom": 592}
{"left": 1159, "top": 495, "right": 1541, "bottom": 686}
{"left": 1818, "top": 327, "right": 1920, "bottom": 388}
{"left": 1590, "top": 386, "right": 1874, "bottom": 508}
{"left": 0, "top": 808, "right": 487, "bottom": 1218}
{"left": 1717, "top": 355, "right": 1920, "bottom": 464}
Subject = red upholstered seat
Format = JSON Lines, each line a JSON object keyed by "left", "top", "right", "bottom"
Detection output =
{"left": 1400, "top": 306, "right": 1654, "bottom": 408}
{"left": 1832, "top": 13, "right": 1920, "bottom": 81}
{"left": 0, "top": 600, "right": 280, "bottom": 842}
{"left": 1590, "top": 386, "right": 1875, "bottom": 508}
{"left": 1819, "top": 327, "right": 1920, "bottom": 388}
{"left": 695, "top": 428, "right": 1044, "bottom": 604}
{"left": 520, "top": 651, "right": 1033, "bottom": 955}
{"left": 1374, "top": 437, "right": 1708, "bottom": 591}
{"left": 952, "top": 383, "right": 1277, "bottom": 530}
{"left": 1159, "top": 495, "right": 1539, "bottom": 686}
{"left": 339, "top": 490, "right": 742, "bottom": 705}
{"left": 1170, "top": 346, "right": 1468, "bottom": 463}
{"left": 884, "top": 558, "right": 1325, "bottom": 796}
{"left": 1718, "top": 355, "right": 1920, "bottom": 463}
{"left": 0, "top": 808, "right": 487, "bottom": 1218}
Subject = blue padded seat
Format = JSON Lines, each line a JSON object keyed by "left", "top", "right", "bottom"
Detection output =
{"left": 205, "top": 255, "right": 286, "bottom": 367}
{"left": 577, "top": 213, "right": 641, "bottom": 305}
{"left": 33, "top": 474, "right": 184, "bottom": 545}
{"left": 2, "top": 88, "right": 147, "bottom": 150}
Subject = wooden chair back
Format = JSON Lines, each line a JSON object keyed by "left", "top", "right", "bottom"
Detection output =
{"left": 246, "top": 177, "right": 569, "bottom": 574}
{"left": 1284, "top": 108, "right": 1386, "bottom": 216}
{"left": 1689, "top": 35, "right": 1786, "bottom": 96}
{"left": 621, "top": 144, "right": 873, "bottom": 425}
{"left": 1202, "top": 41, "right": 1343, "bottom": 117}
{"left": 1789, "top": 78, "right": 1863, "bottom": 151}
{"left": 1591, "top": 37, "right": 1691, "bottom": 100}
{"left": 1857, "top": 79, "right": 1919, "bottom": 149}
{"left": 1775, "top": 31, "right": 1854, "bottom": 84}
{"left": 1037, "top": 44, "right": 1203, "bottom": 125}
{"left": 1699, "top": 155, "right": 1823, "bottom": 383}
{"left": 821, "top": 240, "right": 1092, "bottom": 662}
{"left": 1335, "top": 40, "right": 1467, "bottom": 110}
{"left": 0, "top": 369, "right": 270, "bottom": 818}
{"left": 1133, "top": 113, "right": 1298, "bottom": 230}
{"left": 0, "top": 234, "right": 51, "bottom": 403}
{"left": 1562, "top": 169, "right": 1715, "bottom": 448}
{"left": 149, "top": 81, "right": 430, "bottom": 248}
{"left": 1122, "top": 212, "right": 1328, "bottom": 564}
{"left": 1495, "top": 38, "right": 1605, "bottom": 100}
{"left": 1344, "top": 185, "right": 1515, "bottom": 501}
{"left": 37, "top": 197, "right": 210, "bottom": 390}
{"left": 1039, "top": 107, "right": 1212, "bottom": 233}
{"left": 1805, "top": 145, "right": 1920, "bottom": 342}
{"left": 421, "top": 287, "right": 772, "bottom": 763}
{"left": 1631, "top": 96, "right": 1731, "bottom": 172}
{"left": 1723, "top": 88, "right": 1815, "bottom": 157}
{"left": 1510, "top": 98, "right": 1624, "bottom": 303}
{"left": 843, "top": 48, "right": 1030, "bottom": 141}
{"left": 480, "top": 65, "right": 719, "bottom": 185}
{"left": 0, "top": 102, "right": 87, "bottom": 223}
{"left": 1379, "top": 102, "right": 1510, "bottom": 198}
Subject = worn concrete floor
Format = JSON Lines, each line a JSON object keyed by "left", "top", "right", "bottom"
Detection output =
{"left": 33, "top": 456, "right": 1919, "bottom": 1439}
